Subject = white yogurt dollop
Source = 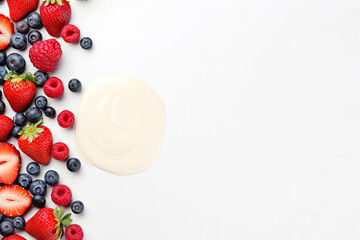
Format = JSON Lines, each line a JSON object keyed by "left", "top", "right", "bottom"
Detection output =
{"left": 75, "top": 75, "right": 165, "bottom": 175}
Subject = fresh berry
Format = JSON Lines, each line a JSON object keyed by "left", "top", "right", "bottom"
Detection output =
{"left": 0, "top": 66, "right": 7, "bottom": 85}
{"left": 10, "top": 33, "right": 27, "bottom": 50}
{"left": 27, "top": 12, "right": 42, "bottom": 29}
{"left": 0, "top": 185, "right": 32, "bottom": 217}
{"left": 19, "top": 121, "right": 53, "bottom": 164}
{"left": 26, "top": 162, "right": 40, "bottom": 176}
{"left": 29, "top": 179, "right": 47, "bottom": 196}
{"left": 80, "top": 37, "right": 92, "bottom": 49}
{"left": 16, "top": 173, "right": 32, "bottom": 189}
{"left": 57, "top": 110, "right": 74, "bottom": 128}
{"left": 0, "top": 101, "right": 5, "bottom": 114}
{"left": 0, "top": 51, "right": 6, "bottom": 66}
{"left": 25, "top": 107, "right": 42, "bottom": 123}
{"left": 61, "top": 24, "right": 80, "bottom": 43}
{"left": 40, "top": 0, "right": 71, "bottom": 37}
{"left": 0, "top": 115, "right": 14, "bottom": 141}
{"left": 66, "top": 158, "right": 81, "bottom": 172}
{"left": 29, "top": 39, "right": 62, "bottom": 72}
{"left": 2, "top": 235, "right": 26, "bottom": 240}
{"left": 13, "top": 216, "right": 25, "bottom": 229}
{"left": 0, "top": 14, "right": 14, "bottom": 50}
{"left": 34, "top": 95, "right": 48, "bottom": 109}
{"left": 28, "top": 30, "right": 42, "bottom": 45}
{"left": 51, "top": 185, "right": 72, "bottom": 206}
{"left": 44, "top": 106, "right": 56, "bottom": 118}
{"left": 11, "top": 126, "right": 22, "bottom": 138}
{"left": 13, "top": 113, "right": 26, "bottom": 127}
{"left": 51, "top": 142, "right": 69, "bottom": 161}
{"left": 32, "top": 194, "right": 45, "bottom": 208}
{"left": 0, "top": 220, "right": 14, "bottom": 236}
{"left": 25, "top": 207, "right": 72, "bottom": 240}
{"left": 15, "top": 21, "right": 29, "bottom": 34}
{"left": 5, "top": 53, "right": 26, "bottom": 74}
{"left": 7, "top": 0, "right": 40, "bottom": 22}
{"left": 71, "top": 201, "right": 84, "bottom": 214}
{"left": 44, "top": 170, "right": 59, "bottom": 186}
{"left": 0, "top": 143, "right": 20, "bottom": 184}
{"left": 68, "top": 78, "right": 81, "bottom": 92}
{"left": 65, "top": 224, "right": 84, "bottom": 240}
{"left": 34, "top": 70, "right": 48, "bottom": 87}
{"left": 44, "top": 77, "right": 64, "bottom": 98}
{"left": 0, "top": 213, "right": 4, "bottom": 222}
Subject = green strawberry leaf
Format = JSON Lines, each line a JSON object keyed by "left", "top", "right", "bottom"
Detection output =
{"left": 62, "top": 218, "right": 72, "bottom": 227}
{"left": 4, "top": 70, "right": 18, "bottom": 81}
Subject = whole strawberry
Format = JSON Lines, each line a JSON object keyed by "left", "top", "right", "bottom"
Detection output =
{"left": 3, "top": 71, "right": 37, "bottom": 113}
{"left": 8, "top": 0, "right": 40, "bottom": 22}
{"left": 40, "top": 0, "right": 71, "bottom": 37}
{"left": 0, "top": 115, "right": 13, "bottom": 141}
{"left": 3, "top": 235, "right": 26, "bottom": 240}
{"left": 29, "top": 39, "right": 62, "bottom": 72}
{"left": 18, "top": 119, "right": 53, "bottom": 165}
{"left": 25, "top": 207, "right": 72, "bottom": 240}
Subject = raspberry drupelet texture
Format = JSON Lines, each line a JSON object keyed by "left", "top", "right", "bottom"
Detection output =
{"left": 29, "top": 39, "right": 62, "bottom": 72}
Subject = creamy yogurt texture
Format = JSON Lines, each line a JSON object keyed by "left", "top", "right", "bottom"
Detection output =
{"left": 75, "top": 75, "right": 165, "bottom": 175}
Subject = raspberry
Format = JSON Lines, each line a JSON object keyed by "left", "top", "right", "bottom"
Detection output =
{"left": 57, "top": 110, "right": 75, "bottom": 128}
{"left": 29, "top": 39, "right": 62, "bottom": 72}
{"left": 61, "top": 24, "right": 80, "bottom": 43}
{"left": 51, "top": 142, "right": 69, "bottom": 161}
{"left": 51, "top": 185, "right": 72, "bottom": 206}
{"left": 65, "top": 224, "right": 84, "bottom": 240}
{"left": 44, "top": 77, "right": 64, "bottom": 98}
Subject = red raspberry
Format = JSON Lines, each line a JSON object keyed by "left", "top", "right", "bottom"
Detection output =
{"left": 51, "top": 142, "right": 69, "bottom": 161}
{"left": 61, "top": 24, "right": 80, "bottom": 43}
{"left": 65, "top": 224, "right": 84, "bottom": 240}
{"left": 29, "top": 39, "right": 62, "bottom": 72}
{"left": 51, "top": 185, "right": 72, "bottom": 206}
{"left": 44, "top": 77, "right": 64, "bottom": 98}
{"left": 57, "top": 110, "right": 75, "bottom": 128}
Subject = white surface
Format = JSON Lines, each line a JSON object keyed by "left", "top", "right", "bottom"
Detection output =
{"left": 2, "top": 0, "right": 360, "bottom": 239}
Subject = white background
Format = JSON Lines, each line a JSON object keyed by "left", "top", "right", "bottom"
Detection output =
{"left": 2, "top": 0, "right": 360, "bottom": 239}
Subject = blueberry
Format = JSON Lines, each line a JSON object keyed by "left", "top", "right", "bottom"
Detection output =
{"left": 25, "top": 107, "right": 42, "bottom": 123}
{"left": 15, "top": 20, "right": 30, "bottom": 35}
{"left": 17, "top": 173, "right": 32, "bottom": 189}
{"left": 0, "top": 101, "right": 5, "bottom": 114}
{"left": 44, "top": 106, "right": 56, "bottom": 118}
{"left": 71, "top": 200, "right": 84, "bottom": 214}
{"left": 0, "top": 220, "right": 14, "bottom": 236}
{"left": 67, "top": 158, "right": 81, "bottom": 172}
{"left": 44, "top": 170, "right": 59, "bottom": 186}
{"left": 13, "top": 112, "right": 26, "bottom": 127}
{"left": 11, "top": 126, "right": 22, "bottom": 138}
{"left": 80, "top": 37, "right": 93, "bottom": 49}
{"left": 13, "top": 216, "right": 25, "bottom": 229}
{"left": 6, "top": 53, "right": 26, "bottom": 74}
{"left": 26, "top": 162, "right": 40, "bottom": 176}
{"left": 0, "top": 66, "right": 7, "bottom": 85}
{"left": 34, "top": 70, "right": 48, "bottom": 87}
{"left": 32, "top": 194, "right": 46, "bottom": 208}
{"left": 27, "top": 12, "right": 42, "bottom": 29}
{"left": 0, "top": 51, "right": 6, "bottom": 66}
{"left": 28, "top": 30, "right": 42, "bottom": 45}
{"left": 34, "top": 95, "right": 47, "bottom": 109}
{"left": 68, "top": 79, "right": 82, "bottom": 92}
{"left": 0, "top": 214, "right": 4, "bottom": 223}
{"left": 10, "top": 33, "right": 27, "bottom": 50}
{"left": 29, "top": 179, "right": 47, "bottom": 196}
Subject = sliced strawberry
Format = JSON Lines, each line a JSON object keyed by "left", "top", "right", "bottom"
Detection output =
{"left": 0, "top": 185, "right": 32, "bottom": 217}
{"left": 0, "top": 143, "right": 21, "bottom": 184}
{"left": 0, "top": 14, "right": 14, "bottom": 50}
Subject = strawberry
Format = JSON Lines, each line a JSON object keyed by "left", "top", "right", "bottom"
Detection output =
{"left": 3, "top": 71, "right": 37, "bottom": 113}
{"left": 40, "top": 0, "right": 71, "bottom": 37}
{"left": 0, "top": 115, "right": 13, "bottom": 142}
{"left": 0, "top": 143, "right": 21, "bottom": 184}
{"left": 8, "top": 0, "right": 40, "bottom": 22}
{"left": 2, "top": 235, "right": 26, "bottom": 240}
{"left": 25, "top": 207, "right": 72, "bottom": 240}
{"left": 18, "top": 119, "right": 53, "bottom": 165}
{"left": 0, "top": 185, "right": 31, "bottom": 217}
{"left": 0, "top": 14, "right": 14, "bottom": 50}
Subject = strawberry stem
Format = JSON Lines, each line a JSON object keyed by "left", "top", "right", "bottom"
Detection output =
{"left": 18, "top": 119, "right": 45, "bottom": 143}
{"left": 53, "top": 206, "right": 72, "bottom": 239}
